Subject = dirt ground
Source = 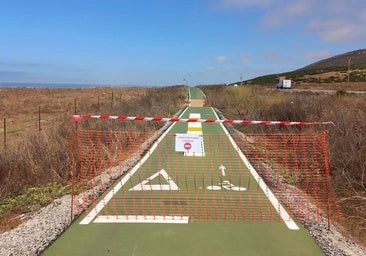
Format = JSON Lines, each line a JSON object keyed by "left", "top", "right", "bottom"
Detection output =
{"left": 189, "top": 99, "right": 205, "bottom": 107}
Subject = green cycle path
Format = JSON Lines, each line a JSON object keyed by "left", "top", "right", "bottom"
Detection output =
{"left": 43, "top": 87, "right": 324, "bottom": 256}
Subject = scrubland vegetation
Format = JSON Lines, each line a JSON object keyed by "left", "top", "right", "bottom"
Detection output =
{"left": 243, "top": 48, "right": 366, "bottom": 86}
{"left": 200, "top": 85, "right": 365, "bottom": 244}
{"left": 0, "top": 84, "right": 365, "bottom": 245}
{"left": 0, "top": 85, "right": 187, "bottom": 231}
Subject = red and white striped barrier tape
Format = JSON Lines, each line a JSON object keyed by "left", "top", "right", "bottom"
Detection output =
{"left": 72, "top": 114, "right": 334, "bottom": 126}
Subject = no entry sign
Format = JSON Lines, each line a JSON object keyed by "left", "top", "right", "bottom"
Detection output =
{"left": 184, "top": 142, "right": 192, "bottom": 150}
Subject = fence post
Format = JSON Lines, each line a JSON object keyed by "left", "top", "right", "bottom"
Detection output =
{"left": 39, "top": 105, "right": 42, "bottom": 131}
{"left": 320, "top": 131, "right": 331, "bottom": 230}
{"left": 3, "top": 118, "right": 6, "bottom": 150}
{"left": 74, "top": 98, "right": 78, "bottom": 131}
{"left": 74, "top": 98, "right": 77, "bottom": 114}
{"left": 98, "top": 95, "right": 100, "bottom": 111}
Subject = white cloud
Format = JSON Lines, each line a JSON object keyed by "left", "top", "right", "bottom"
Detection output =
{"left": 206, "top": 66, "right": 215, "bottom": 71}
{"left": 240, "top": 53, "right": 250, "bottom": 63}
{"left": 308, "top": 18, "right": 366, "bottom": 42}
{"left": 219, "top": 0, "right": 366, "bottom": 43}
{"left": 263, "top": 52, "right": 293, "bottom": 65}
{"left": 215, "top": 55, "right": 228, "bottom": 63}
{"left": 361, "top": 10, "right": 366, "bottom": 20}
{"left": 219, "top": 0, "right": 271, "bottom": 8}
{"left": 215, "top": 0, "right": 366, "bottom": 45}
{"left": 304, "top": 1, "right": 366, "bottom": 42}
{"left": 302, "top": 50, "right": 332, "bottom": 60}
{"left": 263, "top": 0, "right": 315, "bottom": 26}
{"left": 265, "top": 52, "right": 279, "bottom": 59}
{"left": 325, "top": 0, "right": 365, "bottom": 15}
{"left": 284, "top": 1, "right": 311, "bottom": 15}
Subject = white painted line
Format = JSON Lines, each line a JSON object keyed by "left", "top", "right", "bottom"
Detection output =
{"left": 79, "top": 107, "right": 190, "bottom": 225}
{"left": 219, "top": 164, "right": 226, "bottom": 176}
{"left": 211, "top": 107, "right": 300, "bottom": 230}
{"left": 188, "top": 122, "right": 202, "bottom": 128}
{"left": 206, "top": 185, "right": 221, "bottom": 190}
{"left": 187, "top": 113, "right": 203, "bottom": 134}
{"left": 94, "top": 215, "right": 189, "bottom": 224}
{"left": 189, "top": 113, "right": 201, "bottom": 119}
{"left": 129, "top": 169, "right": 179, "bottom": 191}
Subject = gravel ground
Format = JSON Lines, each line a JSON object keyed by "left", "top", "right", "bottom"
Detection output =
{"left": 0, "top": 195, "right": 72, "bottom": 256}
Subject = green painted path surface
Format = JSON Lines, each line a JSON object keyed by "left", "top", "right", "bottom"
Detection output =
{"left": 43, "top": 87, "right": 324, "bottom": 256}
{"left": 188, "top": 86, "right": 206, "bottom": 99}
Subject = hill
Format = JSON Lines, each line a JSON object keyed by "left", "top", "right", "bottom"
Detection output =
{"left": 243, "top": 49, "right": 366, "bottom": 85}
{"left": 302, "top": 49, "right": 366, "bottom": 69}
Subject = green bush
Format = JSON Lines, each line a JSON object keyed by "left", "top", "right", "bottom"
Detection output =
{"left": 336, "top": 89, "right": 348, "bottom": 96}
{"left": 0, "top": 183, "right": 69, "bottom": 218}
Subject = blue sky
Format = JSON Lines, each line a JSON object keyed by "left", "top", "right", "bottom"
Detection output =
{"left": 0, "top": 0, "right": 365, "bottom": 86}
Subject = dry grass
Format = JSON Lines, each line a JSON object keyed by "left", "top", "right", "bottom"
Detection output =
{"left": 0, "top": 85, "right": 188, "bottom": 190}
{"left": 1, "top": 84, "right": 365, "bottom": 244}
{"left": 0, "top": 87, "right": 151, "bottom": 146}
{"left": 200, "top": 84, "right": 366, "bottom": 245}
{"left": 0, "top": 85, "right": 188, "bottom": 231}
{"left": 293, "top": 82, "right": 366, "bottom": 91}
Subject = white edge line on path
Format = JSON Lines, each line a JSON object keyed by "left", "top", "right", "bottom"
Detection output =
{"left": 94, "top": 215, "right": 189, "bottom": 224}
{"left": 79, "top": 106, "right": 190, "bottom": 225}
{"left": 211, "top": 107, "right": 300, "bottom": 230}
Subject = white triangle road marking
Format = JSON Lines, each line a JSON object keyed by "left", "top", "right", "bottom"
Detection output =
{"left": 129, "top": 169, "right": 179, "bottom": 191}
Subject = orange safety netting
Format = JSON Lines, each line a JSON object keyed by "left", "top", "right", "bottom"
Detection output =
{"left": 68, "top": 130, "right": 341, "bottom": 224}
{"left": 232, "top": 132, "right": 341, "bottom": 223}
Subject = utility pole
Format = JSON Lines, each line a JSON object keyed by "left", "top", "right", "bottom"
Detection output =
{"left": 348, "top": 58, "right": 351, "bottom": 83}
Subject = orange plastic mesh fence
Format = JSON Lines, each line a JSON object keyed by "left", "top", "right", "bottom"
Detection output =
{"left": 69, "top": 130, "right": 341, "bottom": 223}
{"left": 232, "top": 132, "right": 341, "bottom": 223}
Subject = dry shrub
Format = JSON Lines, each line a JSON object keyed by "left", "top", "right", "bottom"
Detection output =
{"left": 0, "top": 85, "right": 187, "bottom": 199}
{"left": 326, "top": 96, "right": 366, "bottom": 242}
{"left": 200, "top": 85, "right": 366, "bottom": 244}
{"left": 0, "top": 122, "right": 72, "bottom": 198}
{"left": 295, "top": 82, "right": 366, "bottom": 91}
{"left": 76, "top": 85, "right": 187, "bottom": 132}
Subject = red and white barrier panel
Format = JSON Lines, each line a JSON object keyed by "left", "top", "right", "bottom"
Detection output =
{"left": 72, "top": 114, "right": 334, "bottom": 126}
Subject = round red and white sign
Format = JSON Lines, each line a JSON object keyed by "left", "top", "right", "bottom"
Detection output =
{"left": 184, "top": 142, "right": 192, "bottom": 150}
